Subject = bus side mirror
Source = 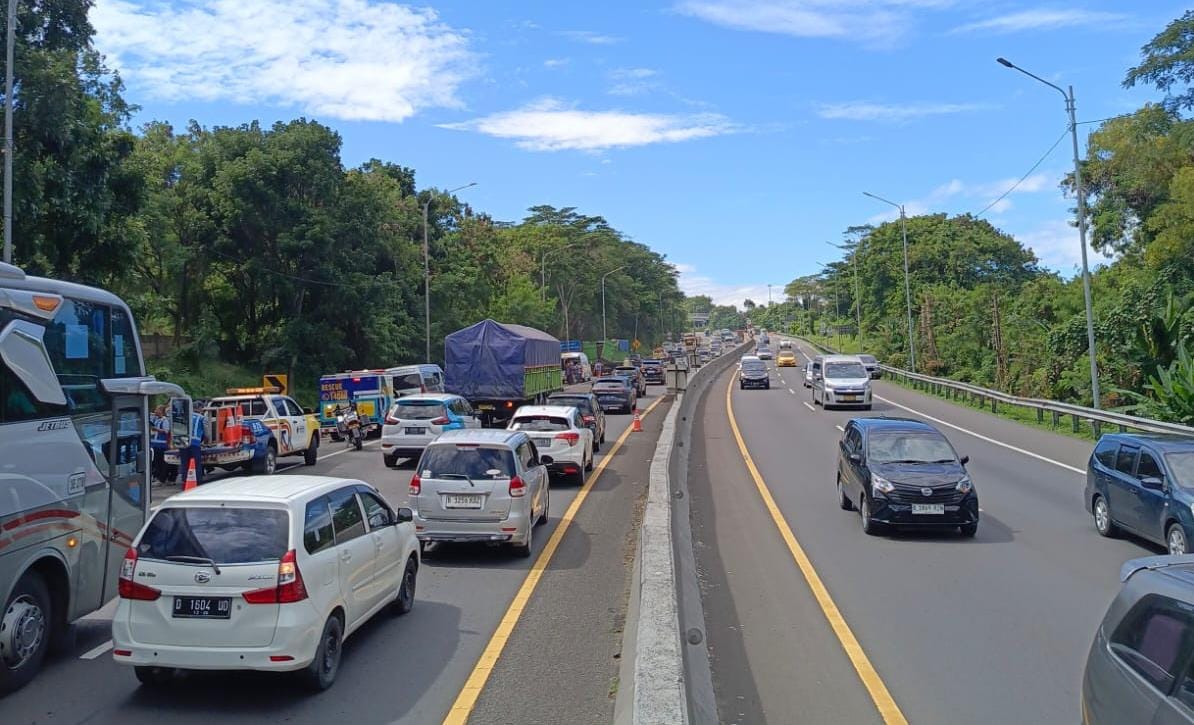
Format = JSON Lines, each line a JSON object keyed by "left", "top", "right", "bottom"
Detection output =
{"left": 169, "top": 397, "right": 193, "bottom": 441}
{"left": 0, "top": 320, "right": 66, "bottom": 405}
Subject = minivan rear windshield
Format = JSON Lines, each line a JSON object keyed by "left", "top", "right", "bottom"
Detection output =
{"left": 825, "top": 362, "right": 867, "bottom": 378}
{"left": 138, "top": 507, "right": 290, "bottom": 564}
{"left": 392, "top": 401, "right": 447, "bottom": 419}
{"left": 510, "top": 415, "right": 570, "bottom": 432}
{"left": 393, "top": 372, "right": 424, "bottom": 390}
{"left": 419, "top": 445, "right": 516, "bottom": 479}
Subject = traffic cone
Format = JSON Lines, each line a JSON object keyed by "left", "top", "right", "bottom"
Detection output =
{"left": 183, "top": 458, "right": 199, "bottom": 491}
{"left": 631, "top": 407, "right": 643, "bottom": 433}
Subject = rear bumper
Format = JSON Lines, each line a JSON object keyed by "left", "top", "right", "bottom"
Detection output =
{"left": 740, "top": 377, "right": 769, "bottom": 388}
{"left": 414, "top": 510, "right": 532, "bottom": 544}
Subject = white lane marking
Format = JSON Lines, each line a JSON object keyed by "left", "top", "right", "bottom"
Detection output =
{"left": 835, "top": 425, "right": 845, "bottom": 432}
{"left": 874, "top": 394, "right": 1084, "bottom": 475}
{"left": 788, "top": 388, "right": 795, "bottom": 394}
{"left": 802, "top": 401, "right": 815, "bottom": 411}
{"left": 80, "top": 640, "right": 113, "bottom": 660}
{"left": 279, "top": 441, "right": 378, "bottom": 474}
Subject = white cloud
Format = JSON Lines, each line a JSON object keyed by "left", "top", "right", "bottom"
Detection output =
{"left": 439, "top": 99, "right": 737, "bottom": 152}
{"left": 92, "top": 0, "right": 475, "bottom": 123}
{"left": 544, "top": 58, "right": 570, "bottom": 69}
{"left": 559, "top": 29, "right": 623, "bottom": 44}
{"left": 864, "top": 172, "right": 1060, "bottom": 223}
{"left": 674, "top": 262, "right": 777, "bottom": 309}
{"left": 817, "top": 100, "right": 988, "bottom": 122}
{"left": 608, "top": 67, "right": 660, "bottom": 96}
{"left": 675, "top": 0, "right": 955, "bottom": 46}
{"left": 952, "top": 9, "right": 1128, "bottom": 34}
{"left": 1014, "top": 219, "right": 1114, "bottom": 274}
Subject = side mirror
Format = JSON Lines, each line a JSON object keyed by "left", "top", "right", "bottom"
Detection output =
{"left": 848, "top": 453, "right": 862, "bottom": 465}
{"left": 396, "top": 507, "right": 414, "bottom": 523}
{"left": 1140, "top": 476, "right": 1165, "bottom": 491}
{"left": 959, "top": 455, "right": 970, "bottom": 466}
{"left": 0, "top": 320, "right": 67, "bottom": 405}
{"left": 540, "top": 455, "right": 555, "bottom": 465}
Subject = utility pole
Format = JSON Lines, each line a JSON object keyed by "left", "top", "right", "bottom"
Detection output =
{"left": 420, "top": 182, "right": 476, "bottom": 362}
{"left": 3, "top": 0, "right": 15, "bottom": 264}
{"left": 864, "top": 192, "right": 916, "bottom": 372}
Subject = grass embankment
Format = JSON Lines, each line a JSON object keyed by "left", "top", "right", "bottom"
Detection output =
{"left": 798, "top": 333, "right": 1101, "bottom": 443}
{"left": 146, "top": 356, "right": 318, "bottom": 408}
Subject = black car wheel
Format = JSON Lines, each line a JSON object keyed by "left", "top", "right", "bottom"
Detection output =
{"left": 860, "top": 496, "right": 883, "bottom": 536}
{"left": 1093, "top": 495, "right": 1117, "bottom": 538}
{"left": 959, "top": 522, "right": 978, "bottom": 538}
{"left": 392, "top": 557, "right": 417, "bottom": 616}
{"left": 301, "top": 615, "right": 343, "bottom": 691}
{"left": 837, "top": 474, "right": 852, "bottom": 511}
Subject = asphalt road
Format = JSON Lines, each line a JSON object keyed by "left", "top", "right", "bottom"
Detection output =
{"left": 3, "top": 383, "right": 668, "bottom": 725}
{"left": 689, "top": 339, "right": 1154, "bottom": 724}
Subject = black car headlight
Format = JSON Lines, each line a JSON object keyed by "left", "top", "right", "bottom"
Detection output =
{"left": 955, "top": 477, "right": 973, "bottom": 495}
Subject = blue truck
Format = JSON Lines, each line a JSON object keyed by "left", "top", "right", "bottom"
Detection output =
{"left": 318, "top": 371, "right": 394, "bottom": 439}
{"left": 445, "top": 319, "right": 564, "bottom": 427}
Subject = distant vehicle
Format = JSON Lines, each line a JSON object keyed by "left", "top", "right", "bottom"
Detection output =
{"left": 836, "top": 418, "right": 978, "bottom": 537}
{"left": 561, "top": 351, "right": 593, "bottom": 382}
{"left": 640, "top": 359, "right": 665, "bottom": 385}
{"left": 1086, "top": 434, "right": 1194, "bottom": 555}
{"left": 111, "top": 475, "right": 420, "bottom": 691}
{"left": 444, "top": 320, "right": 563, "bottom": 427}
{"left": 0, "top": 262, "right": 185, "bottom": 693}
{"left": 410, "top": 430, "right": 550, "bottom": 558}
{"left": 592, "top": 375, "right": 636, "bottom": 414}
{"left": 698, "top": 349, "right": 712, "bottom": 364}
{"left": 508, "top": 405, "right": 594, "bottom": 484}
{"left": 614, "top": 365, "right": 647, "bottom": 397}
{"left": 318, "top": 371, "right": 392, "bottom": 439}
{"left": 739, "top": 357, "right": 770, "bottom": 390}
{"left": 380, "top": 394, "right": 482, "bottom": 468}
{"left": 812, "top": 355, "right": 872, "bottom": 410}
{"left": 389, "top": 364, "right": 446, "bottom": 399}
{"left": 755, "top": 344, "right": 773, "bottom": 360}
{"left": 857, "top": 354, "right": 881, "bottom": 379}
{"left": 776, "top": 349, "right": 798, "bottom": 367}
{"left": 803, "top": 360, "right": 815, "bottom": 388}
{"left": 171, "top": 389, "right": 321, "bottom": 475}
{"left": 1081, "top": 554, "right": 1194, "bottom": 724}
{"left": 547, "top": 391, "right": 607, "bottom": 451}
{"left": 779, "top": 339, "right": 793, "bottom": 351}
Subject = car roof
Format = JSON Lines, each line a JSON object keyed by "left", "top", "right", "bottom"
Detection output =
{"left": 549, "top": 391, "right": 595, "bottom": 398}
{"left": 823, "top": 354, "right": 864, "bottom": 363}
{"left": 433, "top": 428, "right": 526, "bottom": 446}
{"left": 392, "top": 393, "right": 459, "bottom": 403}
{"left": 514, "top": 405, "right": 578, "bottom": 417}
{"left": 167, "top": 475, "right": 360, "bottom": 504}
{"left": 851, "top": 417, "right": 938, "bottom": 434}
{"left": 598, "top": 375, "right": 629, "bottom": 382}
{"left": 1100, "top": 433, "right": 1194, "bottom": 453}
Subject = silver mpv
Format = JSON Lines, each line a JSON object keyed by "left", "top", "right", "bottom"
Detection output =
{"left": 410, "top": 429, "right": 550, "bottom": 558}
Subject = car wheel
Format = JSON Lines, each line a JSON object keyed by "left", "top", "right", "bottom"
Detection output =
{"left": 600, "top": 430, "right": 606, "bottom": 445}
{"left": 1168, "top": 523, "right": 1189, "bottom": 555}
{"left": 837, "top": 474, "right": 852, "bottom": 511}
{"left": 513, "top": 520, "right": 533, "bottom": 558}
{"left": 392, "top": 557, "right": 417, "bottom": 616}
{"left": 384, "top": 454, "right": 398, "bottom": 468}
{"left": 0, "top": 573, "right": 52, "bottom": 694}
{"left": 252, "top": 445, "right": 276, "bottom": 475}
{"left": 301, "top": 615, "right": 343, "bottom": 691}
{"left": 134, "top": 666, "right": 178, "bottom": 687}
{"left": 860, "top": 496, "right": 883, "bottom": 536}
{"left": 1093, "top": 495, "right": 1117, "bottom": 538}
{"left": 585, "top": 447, "right": 594, "bottom": 472}
{"left": 304, "top": 437, "right": 318, "bottom": 465}
{"left": 538, "top": 486, "right": 550, "bottom": 525}
{"left": 959, "top": 522, "right": 978, "bottom": 538}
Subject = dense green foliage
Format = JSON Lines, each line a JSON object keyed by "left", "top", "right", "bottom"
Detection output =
{"left": 2, "top": 1, "right": 686, "bottom": 382}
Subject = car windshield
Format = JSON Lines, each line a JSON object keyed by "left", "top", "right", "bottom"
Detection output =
{"left": 391, "top": 401, "right": 447, "bottom": 419}
{"left": 867, "top": 432, "right": 957, "bottom": 465}
{"left": 858, "top": 355, "right": 877, "bottom": 364}
{"left": 419, "top": 445, "right": 516, "bottom": 479}
{"left": 825, "top": 362, "right": 867, "bottom": 378}
{"left": 510, "top": 415, "right": 570, "bottom": 432}
{"left": 138, "top": 507, "right": 289, "bottom": 564}
{"left": 1165, "top": 452, "right": 1194, "bottom": 489}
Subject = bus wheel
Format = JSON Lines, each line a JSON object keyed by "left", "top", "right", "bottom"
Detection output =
{"left": 0, "top": 572, "right": 52, "bottom": 694}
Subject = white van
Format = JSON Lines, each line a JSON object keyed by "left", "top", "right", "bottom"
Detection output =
{"left": 388, "top": 364, "right": 445, "bottom": 398}
{"left": 561, "top": 352, "right": 592, "bottom": 382}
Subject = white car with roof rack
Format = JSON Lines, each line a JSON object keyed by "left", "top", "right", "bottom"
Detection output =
{"left": 507, "top": 405, "right": 594, "bottom": 484}
{"left": 380, "top": 393, "right": 481, "bottom": 467}
{"left": 110, "top": 475, "right": 419, "bottom": 691}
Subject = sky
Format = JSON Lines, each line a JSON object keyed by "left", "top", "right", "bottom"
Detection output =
{"left": 89, "top": 0, "right": 1182, "bottom": 308}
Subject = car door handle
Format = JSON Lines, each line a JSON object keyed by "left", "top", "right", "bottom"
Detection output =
{"left": 340, "top": 550, "right": 352, "bottom": 562}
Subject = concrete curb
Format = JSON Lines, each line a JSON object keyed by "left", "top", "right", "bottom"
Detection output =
{"left": 619, "top": 340, "right": 754, "bottom": 725}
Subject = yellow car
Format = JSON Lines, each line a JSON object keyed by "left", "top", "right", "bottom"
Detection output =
{"left": 776, "top": 350, "right": 798, "bottom": 367}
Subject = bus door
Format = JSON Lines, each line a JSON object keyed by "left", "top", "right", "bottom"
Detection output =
{"left": 100, "top": 394, "right": 148, "bottom": 602}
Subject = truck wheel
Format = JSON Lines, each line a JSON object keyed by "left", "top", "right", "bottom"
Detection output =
{"left": 252, "top": 445, "right": 277, "bottom": 475}
{"left": 304, "top": 436, "right": 319, "bottom": 466}
{"left": 0, "top": 572, "right": 52, "bottom": 694}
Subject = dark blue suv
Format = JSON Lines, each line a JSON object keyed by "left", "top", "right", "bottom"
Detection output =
{"left": 1086, "top": 434, "right": 1194, "bottom": 555}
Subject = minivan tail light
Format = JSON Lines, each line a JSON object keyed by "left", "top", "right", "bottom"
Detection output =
{"left": 430, "top": 416, "right": 450, "bottom": 426}
{"left": 509, "top": 476, "right": 526, "bottom": 497}
{"left": 582, "top": 415, "right": 595, "bottom": 424}
{"left": 117, "top": 548, "right": 161, "bottom": 601}
{"left": 243, "top": 550, "right": 307, "bottom": 604}
{"left": 385, "top": 415, "right": 400, "bottom": 425}
{"left": 409, "top": 473, "right": 422, "bottom": 496}
{"left": 555, "top": 432, "right": 580, "bottom": 446}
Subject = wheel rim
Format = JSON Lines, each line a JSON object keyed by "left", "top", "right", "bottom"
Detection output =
{"left": 1170, "top": 527, "right": 1188, "bottom": 555}
{"left": 1, "top": 595, "right": 46, "bottom": 670}
{"left": 861, "top": 499, "right": 870, "bottom": 527}
{"left": 266, "top": 451, "right": 276, "bottom": 474}
{"left": 322, "top": 628, "right": 339, "bottom": 675}
{"left": 1094, "top": 499, "right": 1109, "bottom": 533}
{"left": 401, "top": 566, "right": 415, "bottom": 605}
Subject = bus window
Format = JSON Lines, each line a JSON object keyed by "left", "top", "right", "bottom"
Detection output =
{"left": 111, "top": 307, "right": 143, "bottom": 377}
{"left": 41, "top": 298, "right": 111, "bottom": 414}
{"left": 0, "top": 363, "right": 67, "bottom": 422}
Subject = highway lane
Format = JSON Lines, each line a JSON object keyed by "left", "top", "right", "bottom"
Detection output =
{"left": 3, "top": 384, "right": 666, "bottom": 725}
{"left": 692, "top": 347, "right": 1154, "bottom": 724}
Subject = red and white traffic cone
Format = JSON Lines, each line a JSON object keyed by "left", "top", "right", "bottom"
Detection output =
{"left": 183, "top": 458, "right": 199, "bottom": 491}
{"left": 631, "top": 407, "right": 643, "bottom": 433}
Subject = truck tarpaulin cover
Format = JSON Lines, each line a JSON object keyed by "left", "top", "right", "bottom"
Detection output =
{"left": 445, "top": 319, "right": 560, "bottom": 400}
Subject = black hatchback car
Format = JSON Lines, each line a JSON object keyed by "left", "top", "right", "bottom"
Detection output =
{"left": 837, "top": 417, "right": 978, "bottom": 537}
{"left": 640, "top": 359, "right": 665, "bottom": 385}
{"left": 1086, "top": 434, "right": 1194, "bottom": 555}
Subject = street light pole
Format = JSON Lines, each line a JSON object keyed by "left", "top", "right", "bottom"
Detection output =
{"left": 3, "top": 0, "right": 15, "bottom": 264}
{"left": 421, "top": 181, "right": 476, "bottom": 362}
{"left": 863, "top": 191, "right": 916, "bottom": 372}
{"left": 997, "top": 57, "right": 1101, "bottom": 409}
{"left": 601, "top": 265, "right": 626, "bottom": 345}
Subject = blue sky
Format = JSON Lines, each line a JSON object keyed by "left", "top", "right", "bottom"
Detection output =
{"left": 91, "top": 1, "right": 1181, "bottom": 308}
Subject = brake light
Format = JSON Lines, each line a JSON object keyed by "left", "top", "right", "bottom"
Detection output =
{"left": 410, "top": 473, "right": 422, "bottom": 496}
{"left": 509, "top": 476, "right": 526, "bottom": 497}
{"left": 243, "top": 549, "right": 307, "bottom": 604}
{"left": 117, "top": 548, "right": 161, "bottom": 601}
{"left": 555, "top": 432, "right": 580, "bottom": 445}
{"left": 385, "top": 414, "right": 400, "bottom": 425}
{"left": 431, "top": 416, "right": 450, "bottom": 426}
{"left": 504, "top": 401, "right": 514, "bottom": 409}
{"left": 582, "top": 415, "right": 595, "bottom": 424}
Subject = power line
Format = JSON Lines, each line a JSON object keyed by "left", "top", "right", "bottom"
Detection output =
{"left": 973, "top": 126, "right": 1069, "bottom": 219}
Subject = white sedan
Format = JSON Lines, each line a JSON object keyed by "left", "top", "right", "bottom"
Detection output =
{"left": 507, "top": 405, "right": 594, "bottom": 484}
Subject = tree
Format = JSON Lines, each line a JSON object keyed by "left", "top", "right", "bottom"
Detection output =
{"left": 1124, "top": 10, "right": 1194, "bottom": 114}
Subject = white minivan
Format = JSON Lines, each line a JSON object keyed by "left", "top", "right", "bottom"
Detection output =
{"left": 812, "top": 354, "right": 873, "bottom": 410}
{"left": 111, "top": 476, "right": 420, "bottom": 691}
{"left": 561, "top": 352, "right": 592, "bottom": 382}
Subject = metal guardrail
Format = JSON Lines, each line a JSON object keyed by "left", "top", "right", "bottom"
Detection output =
{"left": 794, "top": 336, "right": 1194, "bottom": 439}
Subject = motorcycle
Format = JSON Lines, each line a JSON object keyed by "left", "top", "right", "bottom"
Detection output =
{"left": 334, "top": 404, "right": 364, "bottom": 450}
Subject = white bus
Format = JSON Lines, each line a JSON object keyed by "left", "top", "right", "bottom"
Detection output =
{"left": 0, "top": 261, "right": 185, "bottom": 693}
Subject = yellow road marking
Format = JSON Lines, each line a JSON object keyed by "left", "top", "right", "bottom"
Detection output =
{"left": 725, "top": 374, "right": 909, "bottom": 725}
{"left": 443, "top": 395, "right": 667, "bottom": 725}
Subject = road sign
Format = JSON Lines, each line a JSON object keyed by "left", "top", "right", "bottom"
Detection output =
{"left": 631, "top": 339, "right": 641, "bottom": 351}
{"left": 263, "top": 373, "right": 288, "bottom": 395}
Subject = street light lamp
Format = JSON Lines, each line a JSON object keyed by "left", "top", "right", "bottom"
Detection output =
{"left": 997, "top": 56, "right": 1101, "bottom": 408}
{"left": 601, "top": 265, "right": 626, "bottom": 345}
{"left": 423, "top": 181, "right": 477, "bottom": 362}
{"left": 863, "top": 191, "right": 916, "bottom": 372}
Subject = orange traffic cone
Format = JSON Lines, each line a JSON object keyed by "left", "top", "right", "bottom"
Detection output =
{"left": 183, "top": 458, "right": 199, "bottom": 491}
{"left": 631, "top": 407, "right": 643, "bottom": 433}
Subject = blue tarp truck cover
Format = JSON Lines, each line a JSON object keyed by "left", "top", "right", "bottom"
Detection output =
{"left": 445, "top": 319, "right": 560, "bottom": 400}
